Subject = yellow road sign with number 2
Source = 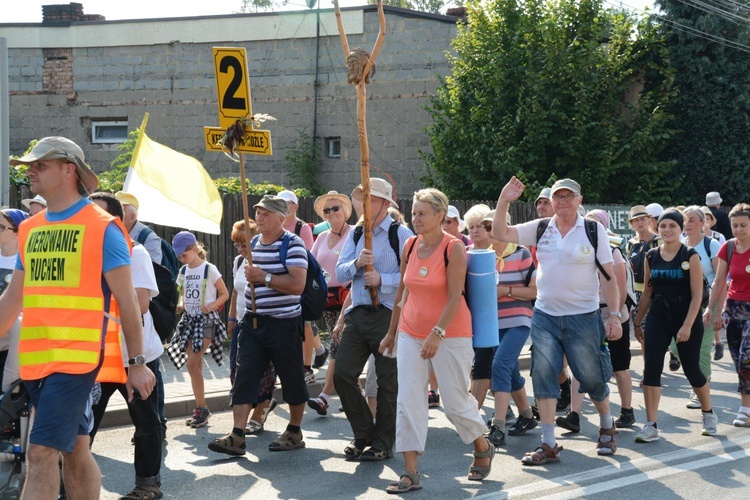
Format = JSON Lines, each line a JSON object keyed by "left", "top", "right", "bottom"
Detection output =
{"left": 212, "top": 47, "right": 251, "bottom": 130}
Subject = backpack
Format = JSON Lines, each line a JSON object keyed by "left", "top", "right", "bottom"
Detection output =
{"left": 727, "top": 238, "right": 737, "bottom": 267}
{"left": 626, "top": 235, "right": 661, "bottom": 285}
{"left": 535, "top": 218, "right": 611, "bottom": 281}
{"left": 612, "top": 246, "right": 637, "bottom": 312}
{"left": 136, "top": 225, "right": 180, "bottom": 280}
{"left": 353, "top": 220, "right": 403, "bottom": 266}
{"left": 251, "top": 233, "right": 328, "bottom": 321}
{"left": 679, "top": 245, "right": 711, "bottom": 309}
{"left": 149, "top": 261, "right": 179, "bottom": 342}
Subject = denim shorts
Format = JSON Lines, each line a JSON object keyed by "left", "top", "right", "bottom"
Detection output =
{"left": 530, "top": 309, "right": 612, "bottom": 401}
{"left": 26, "top": 367, "right": 100, "bottom": 453}
{"left": 491, "top": 326, "right": 529, "bottom": 393}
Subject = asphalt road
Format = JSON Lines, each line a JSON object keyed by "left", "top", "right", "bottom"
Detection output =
{"left": 94, "top": 353, "right": 750, "bottom": 499}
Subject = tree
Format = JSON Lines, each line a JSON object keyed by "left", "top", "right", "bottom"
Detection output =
{"left": 656, "top": 0, "right": 750, "bottom": 205}
{"left": 423, "top": 0, "right": 678, "bottom": 203}
{"left": 240, "top": 0, "right": 278, "bottom": 13}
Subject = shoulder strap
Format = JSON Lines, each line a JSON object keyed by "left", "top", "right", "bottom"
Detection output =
{"left": 584, "top": 219, "right": 610, "bottom": 281}
{"left": 200, "top": 263, "right": 211, "bottom": 306}
{"left": 176, "top": 265, "right": 187, "bottom": 298}
{"left": 703, "top": 236, "right": 712, "bottom": 259}
{"left": 404, "top": 236, "right": 419, "bottom": 266}
{"left": 294, "top": 220, "right": 303, "bottom": 236}
{"left": 388, "top": 220, "right": 402, "bottom": 266}
{"left": 279, "top": 233, "right": 292, "bottom": 268}
{"left": 727, "top": 238, "right": 736, "bottom": 266}
{"left": 535, "top": 218, "right": 552, "bottom": 244}
{"left": 353, "top": 225, "right": 364, "bottom": 245}
{"left": 135, "top": 225, "right": 153, "bottom": 245}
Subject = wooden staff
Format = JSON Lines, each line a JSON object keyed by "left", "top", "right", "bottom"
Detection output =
{"left": 334, "top": 0, "right": 387, "bottom": 304}
{"left": 238, "top": 152, "right": 258, "bottom": 329}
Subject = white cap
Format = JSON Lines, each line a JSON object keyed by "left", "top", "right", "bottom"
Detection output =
{"left": 706, "top": 192, "right": 722, "bottom": 206}
{"left": 21, "top": 194, "right": 47, "bottom": 210}
{"left": 645, "top": 203, "right": 664, "bottom": 218}
{"left": 446, "top": 205, "right": 466, "bottom": 232}
{"left": 277, "top": 190, "right": 298, "bottom": 204}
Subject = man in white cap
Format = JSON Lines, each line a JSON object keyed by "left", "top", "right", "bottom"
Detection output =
{"left": 115, "top": 192, "right": 162, "bottom": 265}
{"left": 443, "top": 205, "right": 470, "bottom": 246}
{"left": 335, "top": 177, "right": 412, "bottom": 461}
{"left": 706, "top": 191, "right": 732, "bottom": 240}
{"left": 21, "top": 194, "right": 47, "bottom": 216}
{"left": 493, "top": 177, "right": 621, "bottom": 464}
{"left": 645, "top": 203, "right": 664, "bottom": 233}
{"left": 1, "top": 136, "right": 155, "bottom": 498}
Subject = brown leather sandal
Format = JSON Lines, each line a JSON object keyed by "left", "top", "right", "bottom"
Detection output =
{"left": 596, "top": 421, "right": 618, "bottom": 456}
{"left": 521, "top": 443, "right": 563, "bottom": 465}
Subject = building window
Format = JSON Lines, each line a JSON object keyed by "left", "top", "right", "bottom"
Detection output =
{"left": 92, "top": 121, "right": 128, "bottom": 144}
{"left": 326, "top": 137, "right": 341, "bottom": 159}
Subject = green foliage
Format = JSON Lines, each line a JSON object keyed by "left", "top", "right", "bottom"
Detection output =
{"left": 8, "top": 140, "right": 37, "bottom": 186}
{"left": 284, "top": 129, "right": 323, "bottom": 196}
{"left": 423, "top": 0, "right": 678, "bottom": 203}
{"left": 656, "top": 0, "right": 750, "bottom": 205}
{"left": 240, "top": 0, "right": 277, "bottom": 13}
{"left": 213, "top": 177, "right": 310, "bottom": 197}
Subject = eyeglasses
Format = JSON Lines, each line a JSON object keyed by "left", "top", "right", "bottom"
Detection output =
{"left": 233, "top": 242, "right": 247, "bottom": 249}
{"left": 552, "top": 194, "right": 578, "bottom": 202}
{"left": 323, "top": 206, "right": 341, "bottom": 215}
{"left": 442, "top": 219, "right": 457, "bottom": 225}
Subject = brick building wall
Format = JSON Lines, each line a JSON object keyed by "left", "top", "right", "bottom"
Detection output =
{"left": 1, "top": 5, "right": 458, "bottom": 195}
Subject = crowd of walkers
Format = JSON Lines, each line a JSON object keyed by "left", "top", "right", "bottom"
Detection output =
{"left": 1, "top": 135, "right": 748, "bottom": 499}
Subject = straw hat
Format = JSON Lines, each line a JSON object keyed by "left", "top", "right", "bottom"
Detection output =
{"left": 314, "top": 191, "right": 352, "bottom": 219}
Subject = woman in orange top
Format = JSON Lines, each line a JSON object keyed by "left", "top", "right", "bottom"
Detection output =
{"left": 380, "top": 188, "right": 494, "bottom": 494}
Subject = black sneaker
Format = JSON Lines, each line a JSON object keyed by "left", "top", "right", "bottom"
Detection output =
{"left": 189, "top": 407, "right": 211, "bottom": 428}
{"left": 714, "top": 342, "right": 724, "bottom": 361}
{"left": 557, "top": 379, "right": 571, "bottom": 412}
{"left": 487, "top": 425, "right": 506, "bottom": 446}
{"left": 615, "top": 410, "right": 636, "bottom": 429}
{"left": 313, "top": 347, "right": 330, "bottom": 369}
{"left": 428, "top": 390, "right": 441, "bottom": 408}
{"left": 486, "top": 412, "right": 495, "bottom": 430}
{"left": 556, "top": 410, "right": 580, "bottom": 433}
{"left": 508, "top": 415, "right": 539, "bottom": 436}
{"left": 669, "top": 353, "right": 681, "bottom": 372}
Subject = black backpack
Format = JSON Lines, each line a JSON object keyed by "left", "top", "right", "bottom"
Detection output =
{"left": 353, "top": 220, "right": 403, "bottom": 265}
{"left": 133, "top": 241, "right": 179, "bottom": 343}
{"left": 136, "top": 225, "right": 180, "bottom": 280}
{"left": 535, "top": 217, "right": 611, "bottom": 281}
{"left": 252, "top": 233, "right": 328, "bottom": 321}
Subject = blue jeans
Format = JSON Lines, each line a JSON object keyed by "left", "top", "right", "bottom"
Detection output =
{"left": 491, "top": 326, "right": 529, "bottom": 393}
{"left": 530, "top": 309, "right": 612, "bottom": 402}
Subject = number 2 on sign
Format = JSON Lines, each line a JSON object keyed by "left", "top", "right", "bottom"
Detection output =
{"left": 212, "top": 47, "right": 252, "bottom": 129}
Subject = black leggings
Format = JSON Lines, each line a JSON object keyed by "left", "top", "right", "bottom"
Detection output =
{"left": 643, "top": 299, "right": 706, "bottom": 388}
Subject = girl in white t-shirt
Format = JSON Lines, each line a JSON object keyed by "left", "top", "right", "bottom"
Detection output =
{"left": 0, "top": 209, "right": 30, "bottom": 391}
{"left": 168, "top": 231, "right": 229, "bottom": 429}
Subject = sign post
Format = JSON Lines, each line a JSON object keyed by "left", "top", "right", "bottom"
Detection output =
{"left": 205, "top": 47, "right": 273, "bottom": 326}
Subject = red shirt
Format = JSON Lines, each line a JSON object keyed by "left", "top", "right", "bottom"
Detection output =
{"left": 718, "top": 242, "right": 750, "bottom": 301}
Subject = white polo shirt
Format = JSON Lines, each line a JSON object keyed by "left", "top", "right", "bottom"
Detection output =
{"left": 517, "top": 215, "right": 613, "bottom": 316}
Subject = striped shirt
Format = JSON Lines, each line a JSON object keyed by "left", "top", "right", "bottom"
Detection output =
{"left": 336, "top": 215, "right": 413, "bottom": 312}
{"left": 496, "top": 246, "right": 535, "bottom": 329}
{"left": 246, "top": 232, "right": 308, "bottom": 319}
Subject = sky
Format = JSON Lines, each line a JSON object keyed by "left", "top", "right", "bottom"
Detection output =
{"left": 4, "top": 0, "right": 656, "bottom": 23}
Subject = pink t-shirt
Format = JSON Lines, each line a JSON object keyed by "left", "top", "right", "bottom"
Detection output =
{"left": 718, "top": 242, "right": 750, "bottom": 302}
{"left": 311, "top": 226, "right": 352, "bottom": 288}
{"left": 399, "top": 234, "right": 472, "bottom": 339}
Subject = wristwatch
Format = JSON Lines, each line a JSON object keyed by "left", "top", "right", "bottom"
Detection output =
{"left": 610, "top": 312, "right": 623, "bottom": 319}
{"left": 128, "top": 354, "right": 146, "bottom": 367}
{"left": 264, "top": 273, "right": 272, "bottom": 286}
{"left": 507, "top": 288, "right": 513, "bottom": 298}
{"left": 431, "top": 326, "right": 446, "bottom": 340}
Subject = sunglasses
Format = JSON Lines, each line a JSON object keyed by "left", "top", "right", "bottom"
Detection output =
{"left": 323, "top": 206, "right": 342, "bottom": 215}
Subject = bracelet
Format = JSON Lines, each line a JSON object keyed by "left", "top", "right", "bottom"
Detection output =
{"left": 228, "top": 317, "right": 237, "bottom": 323}
{"left": 431, "top": 326, "right": 446, "bottom": 340}
{"left": 634, "top": 324, "right": 642, "bottom": 328}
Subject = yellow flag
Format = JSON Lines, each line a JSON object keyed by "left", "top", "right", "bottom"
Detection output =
{"left": 123, "top": 115, "right": 223, "bottom": 234}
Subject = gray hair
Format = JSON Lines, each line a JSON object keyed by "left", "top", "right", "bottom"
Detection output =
{"left": 464, "top": 204, "right": 491, "bottom": 226}
{"left": 682, "top": 205, "right": 705, "bottom": 222}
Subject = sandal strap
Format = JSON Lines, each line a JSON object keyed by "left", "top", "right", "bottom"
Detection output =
{"left": 399, "top": 470, "right": 420, "bottom": 486}
{"left": 473, "top": 437, "right": 496, "bottom": 459}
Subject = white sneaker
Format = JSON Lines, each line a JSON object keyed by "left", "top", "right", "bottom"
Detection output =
{"left": 686, "top": 390, "right": 701, "bottom": 409}
{"left": 701, "top": 412, "right": 718, "bottom": 436}
{"left": 635, "top": 421, "right": 659, "bottom": 443}
{"left": 733, "top": 412, "right": 750, "bottom": 427}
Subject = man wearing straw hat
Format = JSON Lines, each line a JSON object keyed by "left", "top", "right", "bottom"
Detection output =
{"left": 334, "top": 177, "right": 412, "bottom": 461}
{"left": 21, "top": 194, "right": 47, "bottom": 216}
{"left": 1, "top": 136, "right": 154, "bottom": 498}
{"left": 492, "top": 177, "right": 621, "bottom": 465}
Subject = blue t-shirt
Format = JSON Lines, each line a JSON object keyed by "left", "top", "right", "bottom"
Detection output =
{"left": 15, "top": 198, "right": 130, "bottom": 273}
